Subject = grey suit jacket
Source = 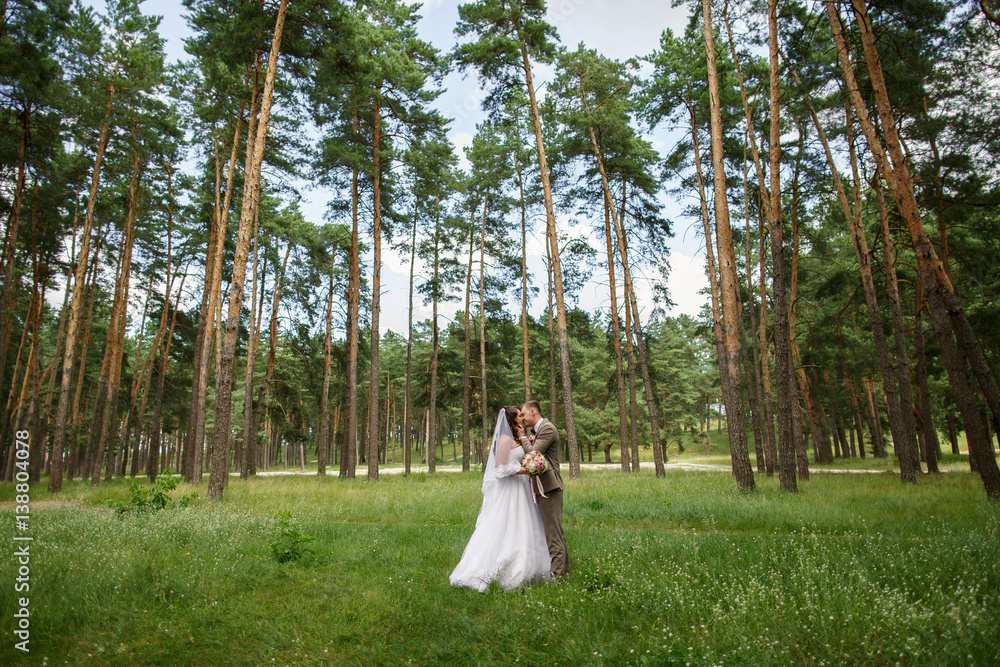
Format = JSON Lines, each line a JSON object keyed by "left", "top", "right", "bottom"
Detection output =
{"left": 523, "top": 419, "right": 564, "bottom": 493}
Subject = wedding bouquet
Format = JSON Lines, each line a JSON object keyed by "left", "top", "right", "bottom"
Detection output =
{"left": 521, "top": 450, "right": 546, "bottom": 476}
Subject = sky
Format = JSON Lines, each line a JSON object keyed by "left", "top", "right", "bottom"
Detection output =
{"left": 85, "top": 0, "right": 709, "bottom": 335}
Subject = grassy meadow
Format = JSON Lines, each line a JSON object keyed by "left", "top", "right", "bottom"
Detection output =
{"left": 2, "top": 456, "right": 999, "bottom": 666}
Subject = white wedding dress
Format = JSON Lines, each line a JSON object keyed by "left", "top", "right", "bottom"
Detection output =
{"left": 450, "top": 411, "right": 551, "bottom": 592}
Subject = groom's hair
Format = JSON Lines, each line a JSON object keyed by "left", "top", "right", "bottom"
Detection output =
{"left": 522, "top": 400, "right": 541, "bottom": 415}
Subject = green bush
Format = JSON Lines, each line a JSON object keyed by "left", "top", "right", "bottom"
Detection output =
{"left": 106, "top": 477, "right": 198, "bottom": 515}
{"left": 267, "top": 511, "right": 315, "bottom": 563}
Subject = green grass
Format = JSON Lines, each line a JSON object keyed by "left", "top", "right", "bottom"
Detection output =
{"left": 2, "top": 468, "right": 998, "bottom": 666}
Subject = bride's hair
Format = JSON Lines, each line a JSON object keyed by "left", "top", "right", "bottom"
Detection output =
{"left": 503, "top": 406, "right": 520, "bottom": 435}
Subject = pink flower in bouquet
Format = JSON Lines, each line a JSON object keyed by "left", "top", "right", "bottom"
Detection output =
{"left": 521, "top": 450, "right": 546, "bottom": 476}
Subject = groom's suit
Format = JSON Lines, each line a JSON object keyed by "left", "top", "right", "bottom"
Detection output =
{"left": 522, "top": 418, "right": 570, "bottom": 578}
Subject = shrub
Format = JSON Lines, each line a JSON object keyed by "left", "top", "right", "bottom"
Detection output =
{"left": 107, "top": 478, "right": 198, "bottom": 515}
{"left": 268, "top": 511, "right": 316, "bottom": 564}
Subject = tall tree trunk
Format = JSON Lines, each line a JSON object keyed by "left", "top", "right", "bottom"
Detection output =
{"left": 148, "top": 273, "right": 185, "bottom": 482}
{"left": 367, "top": 90, "right": 383, "bottom": 482}
{"left": 602, "top": 194, "right": 629, "bottom": 473}
{"left": 461, "top": 213, "right": 476, "bottom": 472}
{"left": 14, "top": 237, "right": 43, "bottom": 481}
{"left": 318, "top": 248, "right": 334, "bottom": 477}
{"left": 830, "top": 0, "right": 1000, "bottom": 497}
{"left": 849, "top": 387, "right": 867, "bottom": 459}
{"left": 404, "top": 193, "right": 420, "bottom": 475}
{"left": 863, "top": 378, "right": 887, "bottom": 458}
{"left": 92, "top": 151, "right": 142, "bottom": 487}
{"left": 478, "top": 187, "right": 490, "bottom": 470}
{"left": 702, "top": 0, "right": 754, "bottom": 491}
{"left": 207, "top": 0, "right": 288, "bottom": 501}
{"left": 720, "top": 4, "right": 791, "bottom": 492}
{"left": 0, "top": 103, "right": 30, "bottom": 399}
{"left": 844, "top": 100, "right": 918, "bottom": 482}
{"left": 517, "top": 160, "right": 531, "bottom": 403}
{"left": 742, "top": 166, "right": 765, "bottom": 474}
{"left": 757, "top": 208, "right": 778, "bottom": 477}
{"left": 788, "top": 125, "right": 810, "bottom": 479}
{"left": 191, "top": 127, "right": 226, "bottom": 484}
{"left": 874, "top": 176, "right": 922, "bottom": 475}
{"left": 249, "top": 243, "right": 291, "bottom": 475}
{"left": 68, "top": 234, "right": 103, "bottom": 479}
{"left": 428, "top": 197, "right": 441, "bottom": 474}
{"left": 342, "top": 104, "right": 360, "bottom": 480}
{"left": 546, "top": 241, "right": 559, "bottom": 452}
{"left": 135, "top": 169, "right": 178, "bottom": 478}
{"left": 240, "top": 211, "right": 262, "bottom": 479}
{"left": 38, "top": 267, "right": 72, "bottom": 480}
{"left": 766, "top": 0, "right": 797, "bottom": 491}
{"left": 48, "top": 90, "right": 114, "bottom": 493}
{"left": 615, "top": 198, "right": 666, "bottom": 473}
{"left": 22, "top": 286, "right": 44, "bottom": 484}
{"left": 914, "top": 277, "right": 941, "bottom": 472}
{"left": 624, "top": 285, "right": 639, "bottom": 471}
{"left": 123, "top": 286, "right": 154, "bottom": 477}
{"left": 579, "top": 80, "right": 663, "bottom": 474}
{"left": 195, "top": 66, "right": 255, "bottom": 485}
{"left": 514, "top": 14, "right": 579, "bottom": 479}
{"left": 687, "top": 97, "right": 730, "bottom": 468}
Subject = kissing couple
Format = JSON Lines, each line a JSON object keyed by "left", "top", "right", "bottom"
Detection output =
{"left": 449, "top": 400, "right": 570, "bottom": 592}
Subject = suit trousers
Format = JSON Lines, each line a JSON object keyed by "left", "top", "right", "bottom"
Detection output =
{"left": 537, "top": 488, "right": 569, "bottom": 577}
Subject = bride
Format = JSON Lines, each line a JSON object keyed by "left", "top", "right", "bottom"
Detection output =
{"left": 449, "top": 406, "right": 551, "bottom": 592}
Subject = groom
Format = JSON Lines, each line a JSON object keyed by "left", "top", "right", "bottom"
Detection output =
{"left": 518, "top": 400, "right": 570, "bottom": 579}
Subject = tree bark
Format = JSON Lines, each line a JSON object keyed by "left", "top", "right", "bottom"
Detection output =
{"left": 428, "top": 197, "right": 441, "bottom": 474}
{"left": 92, "top": 150, "right": 142, "bottom": 487}
{"left": 148, "top": 272, "right": 185, "bottom": 482}
{"left": 842, "top": 93, "right": 918, "bottom": 482}
{"left": 404, "top": 192, "right": 419, "bottom": 475}
{"left": 318, "top": 249, "right": 333, "bottom": 477}
{"left": 702, "top": 0, "right": 754, "bottom": 491}
{"left": 831, "top": 0, "right": 1000, "bottom": 496}
{"left": 602, "top": 193, "right": 629, "bottom": 473}
{"left": 207, "top": 0, "right": 287, "bottom": 501}
{"left": 249, "top": 242, "right": 291, "bottom": 476}
{"left": 874, "top": 176, "right": 922, "bottom": 475}
{"left": 614, "top": 195, "right": 666, "bottom": 473}
{"left": 546, "top": 240, "right": 563, "bottom": 461}
{"left": 240, "top": 211, "right": 262, "bottom": 479}
{"left": 914, "top": 277, "right": 941, "bottom": 472}
{"left": 478, "top": 187, "right": 490, "bottom": 470}
{"left": 0, "top": 103, "right": 30, "bottom": 399}
{"left": 766, "top": 0, "right": 797, "bottom": 491}
{"left": 367, "top": 90, "right": 383, "bottom": 482}
{"left": 517, "top": 156, "right": 531, "bottom": 402}
{"left": 687, "top": 97, "right": 731, "bottom": 468}
{"left": 48, "top": 90, "right": 114, "bottom": 493}
{"left": 461, "top": 210, "right": 476, "bottom": 472}
{"left": 788, "top": 126, "right": 810, "bottom": 479}
{"left": 756, "top": 207, "right": 778, "bottom": 477}
{"left": 514, "top": 13, "right": 579, "bottom": 479}
{"left": 741, "top": 165, "right": 765, "bottom": 474}
{"left": 579, "top": 79, "right": 663, "bottom": 475}
{"left": 342, "top": 104, "right": 360, "bottom": 480}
